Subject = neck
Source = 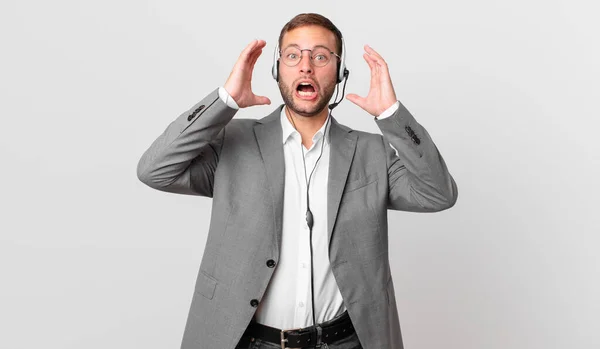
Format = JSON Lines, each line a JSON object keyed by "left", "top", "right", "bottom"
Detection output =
{"left": 285, "top": 106, "right": 329, "bottom": 149}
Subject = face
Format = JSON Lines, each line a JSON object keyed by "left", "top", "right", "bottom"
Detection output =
{"left": 278, "top": 25, "right": 339, "bottom": 117}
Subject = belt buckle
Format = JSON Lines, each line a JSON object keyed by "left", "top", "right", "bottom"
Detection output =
{"left": 280, "top": 327, "right": 302, "bottom": 349}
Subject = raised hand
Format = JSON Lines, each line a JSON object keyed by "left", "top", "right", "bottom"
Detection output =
{"left": 223, "top": 39, "right": 271, "bottom": 108}
{"left": 346, "top": 45, "right": 398, "bottom": 117}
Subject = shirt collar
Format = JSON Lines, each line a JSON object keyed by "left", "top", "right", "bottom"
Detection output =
{"left": 280, "top": 106, "right": 331, "bottom": 146}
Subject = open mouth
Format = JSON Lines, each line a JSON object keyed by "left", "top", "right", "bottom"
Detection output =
{"left": 295, "top": 81, "right": 317, "bottom": 99}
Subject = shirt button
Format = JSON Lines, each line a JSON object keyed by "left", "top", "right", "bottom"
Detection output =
{"left": 250, "top": 299, "right": 259, "bottom": 307}
{"left": 299, "top": 301, "right": 304, "bottom": 308}
{"left": 301, "top": 262, "right": 307, "bottom": 268}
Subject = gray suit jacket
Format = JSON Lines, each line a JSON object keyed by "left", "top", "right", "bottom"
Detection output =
{"left": 137, "top": 88, "right": 458, "bottom": 349}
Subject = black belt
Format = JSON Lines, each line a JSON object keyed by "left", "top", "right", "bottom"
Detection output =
{"left": 241, "top": 311, "right": 355, "bottom": 348}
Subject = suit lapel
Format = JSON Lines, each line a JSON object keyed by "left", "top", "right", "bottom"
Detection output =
{"left": 327, "top": 117, "right": 357, "bottom": 243}
{"left": 253, "top": 108, "right": 357, "bottom": 251}
{"left": 254, "top": 106, "right": 285, "bottom": 253}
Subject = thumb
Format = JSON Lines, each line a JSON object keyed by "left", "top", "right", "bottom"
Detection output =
{"left": 254, "top": 95, "right": 271, "bottom": 106}
{"left": 346, "top": 94, "right": 365, "bottom": 108}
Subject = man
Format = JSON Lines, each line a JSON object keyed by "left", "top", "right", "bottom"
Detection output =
{"left": 137, "top": 13, "right": 457, "bottom": 349}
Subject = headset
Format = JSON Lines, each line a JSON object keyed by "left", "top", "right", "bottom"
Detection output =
{"left": 271, "top": 36, "right": 349, "bottom": 84}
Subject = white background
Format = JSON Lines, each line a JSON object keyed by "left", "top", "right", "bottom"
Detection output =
{"left": 1, "top": 1, "right": 598, "bottom": 348}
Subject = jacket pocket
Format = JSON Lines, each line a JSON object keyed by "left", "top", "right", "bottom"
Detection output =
{"left": 343, "top": 173, "right": 378, "bottom": 193}
{"left": 195, "top": 270, "right": 218, "bottom": 300}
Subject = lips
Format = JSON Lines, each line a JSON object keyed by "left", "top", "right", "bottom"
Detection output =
{"left": 294, "top": 80, "right": 318, "bottom": 100}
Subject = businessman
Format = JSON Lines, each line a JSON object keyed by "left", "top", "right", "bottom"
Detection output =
{"left": 137, "top": 13, "right": 457, "bottom": 349}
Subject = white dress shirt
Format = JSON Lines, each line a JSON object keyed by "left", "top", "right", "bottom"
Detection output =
{"left": 217, "top": 87, "right": 398, "bottom": 329}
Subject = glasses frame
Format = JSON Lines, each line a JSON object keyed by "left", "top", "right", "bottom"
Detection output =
{"left": 279, "top": 46, "right": 342, "bottom": 68}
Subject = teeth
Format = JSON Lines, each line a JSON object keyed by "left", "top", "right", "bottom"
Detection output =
{"left": 298, "top": 91, "right": 316, "bottom": 97}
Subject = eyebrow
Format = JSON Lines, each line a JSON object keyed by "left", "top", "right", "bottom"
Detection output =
{"left": 283, "top": 43, "right": 333, "bottom": 52}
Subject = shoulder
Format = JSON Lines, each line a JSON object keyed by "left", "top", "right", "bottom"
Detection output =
{"left": 223, "top": 118, "right": 259, "bottom": 135}
{"left": 333, "top": 118, "right": 384, "bottom": 145}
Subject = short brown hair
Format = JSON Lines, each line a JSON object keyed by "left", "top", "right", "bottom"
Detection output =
{"left": 278, "top": 13, "right": 343, "bottom": 55}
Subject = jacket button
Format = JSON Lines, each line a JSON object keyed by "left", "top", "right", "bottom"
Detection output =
{"left": 412, "top": 136, "right": 421, "bottom": 145}
{"left": 187, "top": 114, "right": 194, "bottom": 121}
{"left": 266, "top": 259, "right": 276, "bottom": 268}
{"left": 250, "top": 299, "right": 259, "bottom": 307}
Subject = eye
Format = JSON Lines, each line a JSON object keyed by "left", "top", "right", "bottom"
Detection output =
{"left": 287, "top": 53, "right": 298, "bottom": 60}
{"left": 315, "top": 54, "right": 327, "bottom": 61}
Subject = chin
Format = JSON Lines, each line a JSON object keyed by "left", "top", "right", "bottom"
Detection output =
{"left": 290, "top": 99, "right": 327, "bottom": 117}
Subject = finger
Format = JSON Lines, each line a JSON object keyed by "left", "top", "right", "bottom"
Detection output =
{"left": 363, "top": 53, "right": 378, "bottom": 73}
{"left": 253, "top": 95, "right": 271, "bottom": 105}
{"left": 240, "top": 39, "right": 258, "bottom": 59}
{"left": 248, "top": 42, "right": 267, "bottom": 66}
{"left": 365, "top": 53, "right": 382, "bottom": 73}
{"left": 241, "top": 45, "right": 264, "bottom": 76}
{"left": 364, "top": 53, "right": 379, "bottom": 86}
{"left": 248, "top": 48, "right": 263, "bottom": 69}
{"left": 253, "top": 40, "right": 267, "bottom": 52}
{"left": 251, "top": 40, "right": 267, "bottom": 56}
{"left": 251, "top": 46, "right": 264, "bottom": 62}
{"left": 365, "top": 45, "right": 389, "bottom": 74}
{"left": 242, "top": 39, "right": 265, "bottom": 62}
{"left": 366, "top": 53, "right": 391, "bottom": 85}
{"left": 364, "top": 45, "right": 386, "bottom": 65}
{"left": 364, "top": 45, "right": 385, "bottom": 62}
{"left": 243, "top": 42, "right": 260, "bottom": 63}
{"left": 346, "top": 93, "right": 366, "bottom": 109}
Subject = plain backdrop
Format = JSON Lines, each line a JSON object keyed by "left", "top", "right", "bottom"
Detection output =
{"left": 1, "top": 1, "right": 598, "bottom": 348}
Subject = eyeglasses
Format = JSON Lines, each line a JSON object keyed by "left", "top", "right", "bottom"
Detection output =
{"left": 280, "top": 46, "right": 341, "bottom": 67}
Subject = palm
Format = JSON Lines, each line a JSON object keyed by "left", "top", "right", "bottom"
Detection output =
{"left": 347, "top": 45, "right": 397, "bottom": 117}
{"left": 224, "top": 39, "right": 271, "bottom": 108}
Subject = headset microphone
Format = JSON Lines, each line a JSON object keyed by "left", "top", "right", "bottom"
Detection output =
{"left": 328, "top": 68, "right": 350, "bottom": 110}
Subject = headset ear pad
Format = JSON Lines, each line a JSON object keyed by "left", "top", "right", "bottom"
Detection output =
{"left": 271, "top": 43, "right": 280, "bottom": 82}
{"left": 271, "top": 60, "right": 279, "bottom": 82}
{"left": 337, "top": 37, "right": 347, "bottom": 84}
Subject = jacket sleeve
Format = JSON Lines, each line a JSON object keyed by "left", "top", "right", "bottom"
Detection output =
{"left": 136, "top": 88, "right": 238, "bottom": 196}
{"left": 375, "top": 100, "right": 458, "bottom": 212}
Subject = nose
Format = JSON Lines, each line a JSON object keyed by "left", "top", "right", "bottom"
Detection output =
{"left": 298, "top": 50, "right": 313, "bottom": 74}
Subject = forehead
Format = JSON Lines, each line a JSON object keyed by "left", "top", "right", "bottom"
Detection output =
{"left": 281, "top": 25, "right": 336, "bottom": 50}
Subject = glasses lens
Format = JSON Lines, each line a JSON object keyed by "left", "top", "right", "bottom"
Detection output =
{"left": 282, "top": 47, "right": 301, "bottom": 66}
{"left": 311, "top": 48, "right": 331, "bottom": 67}
{"left": 281, "top": 47, "right": 332, "bottom": 67}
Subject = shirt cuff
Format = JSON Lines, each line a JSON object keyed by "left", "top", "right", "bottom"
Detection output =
{"left": 375, "top": 101, "right": 400, "bottom": 120}
{"left": 218, "top": 87, "right": 240, "bottom": 110}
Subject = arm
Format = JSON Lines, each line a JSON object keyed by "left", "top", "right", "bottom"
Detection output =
{"left": 346, "top": 44, "right": 457, "bottom": 212}
{"left": 376, "top": 102, "right": 458, "bottom": 211}
{"left": 136, "top": 89, "right": 237, "bottom": 196}
{"left": 137, "top": 39, "right": 271, "bottom": 196}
